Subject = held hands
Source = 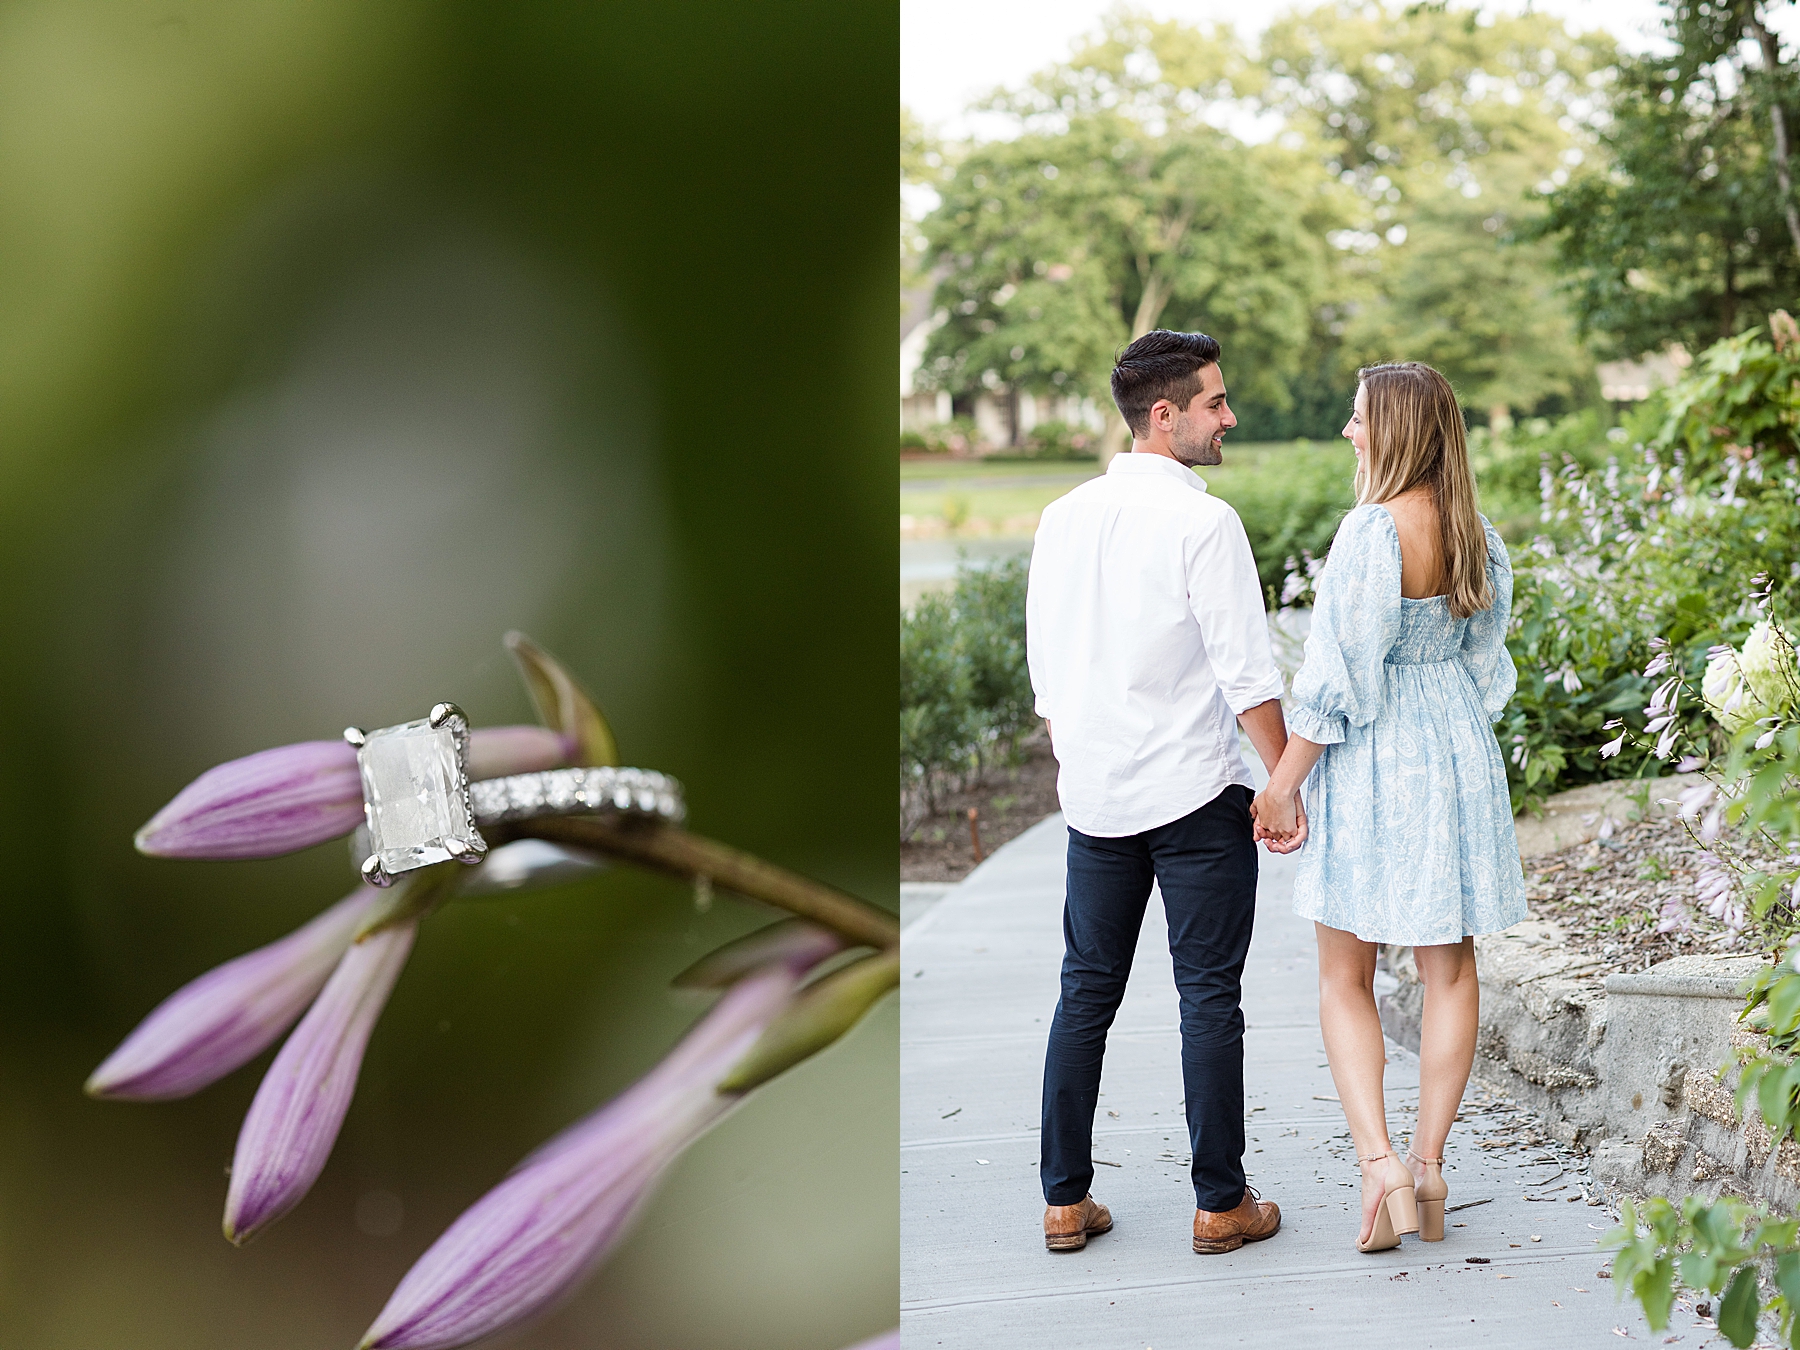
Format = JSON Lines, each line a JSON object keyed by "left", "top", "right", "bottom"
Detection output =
{"left": 1251, "top": 788, "right": 1308, "bottom": 854}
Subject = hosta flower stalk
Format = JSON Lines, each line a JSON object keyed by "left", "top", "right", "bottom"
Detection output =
{"left": 223, "top": 921, "right": 417, "bottom": 1244}
{"left": 86, "top": 886, "right": 383, "bottom": 1101}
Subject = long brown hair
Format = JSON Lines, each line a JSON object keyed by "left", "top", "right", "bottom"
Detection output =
{"left": 1355, "top": 362, "right": 1492, "bottom": 619}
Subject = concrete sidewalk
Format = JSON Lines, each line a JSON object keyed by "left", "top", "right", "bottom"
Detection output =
{"left": 900, "top": 814, "right": 1700, "bottom": 1349}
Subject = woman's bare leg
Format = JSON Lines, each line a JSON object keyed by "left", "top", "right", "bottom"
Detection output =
{"left": 1314, "top": 922, "right": 1393, "bottom": 1243}
{"left": 1409, "top": 937, "right": 1479, "bottom": 1179}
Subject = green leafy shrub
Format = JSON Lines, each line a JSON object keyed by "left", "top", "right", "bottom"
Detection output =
{"left": 1592, "top": 328, "right": 1800, "bottom": 1341}
{"left": 1206, "top": 440, "right": 1359, "bottom": 603}
{"left": 900, "top": 556, "right": 1034, "bottom": 832}
{"left": 1496, "top": 318, "right": 1800, "bottom": 810}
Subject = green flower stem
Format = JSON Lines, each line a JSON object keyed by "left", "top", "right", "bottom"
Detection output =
{"left": 493, "top": 816, "right": 899, "bottom": 950}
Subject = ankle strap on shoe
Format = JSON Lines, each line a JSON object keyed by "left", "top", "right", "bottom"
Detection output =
{"left": 1356, "top": 1151, "right": 1393, "bottom": 1166}
{"left": 1406, "top": 1149, "right": 1443, "bottom": 1165}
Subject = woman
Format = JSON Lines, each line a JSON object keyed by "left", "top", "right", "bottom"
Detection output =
{"left": 1253, "top": 362, "right": 1525, "bottom": 1253}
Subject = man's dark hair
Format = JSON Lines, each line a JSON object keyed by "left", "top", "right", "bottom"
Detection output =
{"left": 1110, "top": 330, "right": 1222, "bottom": 438}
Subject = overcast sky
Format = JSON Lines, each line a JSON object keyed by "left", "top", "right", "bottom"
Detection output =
{"left": 902, "top": 1, "right": 1702, "bottom": 136}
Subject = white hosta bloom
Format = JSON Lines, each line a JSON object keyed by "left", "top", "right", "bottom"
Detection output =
{"left": 1703, "top": 647, "right": 1764, "bottom": 734}
{"left": 1740, "top": 621, "right": 1799, "bottom": 717}
{"left": 1702, "top": 622, "right": 1797, "bottom": 736}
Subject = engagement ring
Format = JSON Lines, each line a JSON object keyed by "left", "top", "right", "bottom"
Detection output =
{"left": 346, "top": 704, "right": 684, "bottom": 888}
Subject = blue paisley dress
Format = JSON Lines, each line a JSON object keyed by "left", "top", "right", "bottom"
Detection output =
{"left": 1287, "top": 503, "right": 1527, "bottom": 946}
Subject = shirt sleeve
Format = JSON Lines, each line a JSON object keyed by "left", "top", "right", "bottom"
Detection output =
{"left": 1287, "top": 505, "right": 1403, "bottom": 745}
{"left": 1186, "top": 505, "right": 1286, "bottom": 715}
{"left": 1459, "top": 517, "right": 1517, "bottom": 721}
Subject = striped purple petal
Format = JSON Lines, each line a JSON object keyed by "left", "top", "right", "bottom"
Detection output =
{"left": 359, "top": 926, "right": 843, "bottom": 1350}
{"left": 136, "top": 726, "right": 573, "bottom": 861}
{"left": 86, "top": 887, "right": 382, "bottom": 1101}
{"left": 223, "top": 922, "right": 416, "bottom": 1244}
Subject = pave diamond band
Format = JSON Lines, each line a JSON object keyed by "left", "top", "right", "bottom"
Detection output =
{"left": 470, "top": 767, "right": 685, "bottom": 829}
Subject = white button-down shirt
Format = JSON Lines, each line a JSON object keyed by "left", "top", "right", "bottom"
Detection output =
{"left": 1026, "top": 451, "right": 1285, "bottom": 837}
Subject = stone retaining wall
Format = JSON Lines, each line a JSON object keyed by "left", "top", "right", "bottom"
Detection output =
{"left": 1381, "top": 940, "right": 1784, "bottom": 1206}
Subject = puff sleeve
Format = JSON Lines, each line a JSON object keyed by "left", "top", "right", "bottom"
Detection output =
{"left": 1287, "top": 505, "right": 1403, "bottom": 745}
{"left": 1459, "top": 517, "right": 1517, "bottom": 721}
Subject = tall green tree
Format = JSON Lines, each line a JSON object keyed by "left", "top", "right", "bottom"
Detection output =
{"left": 917, "top": 16, "right": 1338, "bottom": 450}
{"left": 902, "top": 106, "right": 952, "bottom": 316}
{"left": 1536, "top": 0, "right": 1800, "bottom": 356}
{"left": 1259, "top": 3, "right": 1613, "bottom": 422}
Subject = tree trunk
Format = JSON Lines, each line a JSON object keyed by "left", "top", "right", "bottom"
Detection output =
{"left": 1749, "top": 10, "right": 1800, "bottom": 261}
{"left": 1098, "top": 263, "right": 1177, "bottom": 470}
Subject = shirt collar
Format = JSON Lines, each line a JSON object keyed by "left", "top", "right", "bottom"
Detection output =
{"left": 1105, "top": 451, "right": 1209, "bottom": 493}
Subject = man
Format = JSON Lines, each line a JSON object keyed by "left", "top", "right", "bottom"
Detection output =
{"left": 1026, "top": 329, "right": 1305, "bottom": 1257}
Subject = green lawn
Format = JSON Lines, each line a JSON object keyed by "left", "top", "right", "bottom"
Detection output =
{"left": 900, "top": 440, "right": 1359, "bottom": 599}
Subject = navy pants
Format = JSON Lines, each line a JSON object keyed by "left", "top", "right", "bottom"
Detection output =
{"left": 1040, "top": 786, "right": 1259, "bottom": 1212}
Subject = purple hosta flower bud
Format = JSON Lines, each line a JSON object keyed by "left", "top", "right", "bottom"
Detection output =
{"left": 1654, "top": 723, "right": 1680, "bottom": 760}
{"left": 1699, "top": 800, "right": 1725, "bottom": 844}
{"left": 137, "top": 727, "right": 572, "bottom": 861}
{"left": 1695, "top": 861, "right": 1745, "bottom": 933}
{"left": 1645, "top": 677, "right": 1681, "bottom": 718}
{"left": 1644, "top": 715, "right": 1675, "bottom": 735}
{"left": 1599, "top": 732, "right": 1626, "bottom": 760}
{"left": 87, "top": 887, "right": 382, "bottom": 1101}
{"left": 135, "top": 740, "right": 361, "bottom": 860}
{"left": 223, "top": 922, "right": 416, "bottom": 1244}
{"left": 1676, "top": 755, "right": 1707, "bottom": 773}
{"left": 1642, "top": 653, "right": 1672, "bottom": 678}
{"left": 1656, "top": 892, "right": 1691, "bottom": 933}
{"left": 1677, "top": 781, "right": 1717, "bottom": 820}
{"left": 360, "top": 929, "right": 851, "bottom": 1350}
{"left": 465, "top": 726, "right": 570, "bottom": 780}
{"left": 1757, "top": 725, "right": 1780, "bottom": 751}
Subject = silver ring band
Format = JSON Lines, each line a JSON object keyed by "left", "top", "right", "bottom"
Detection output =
{"left": 470, "top": 766, "right": 685, "bottom": 828}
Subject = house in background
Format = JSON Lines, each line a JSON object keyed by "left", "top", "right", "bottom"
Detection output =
{"left": 900, "top": 287, "right": 1107, "bottom": 446}
{"left": 1595, "top": 347, "right": 1692, "bottom": 405}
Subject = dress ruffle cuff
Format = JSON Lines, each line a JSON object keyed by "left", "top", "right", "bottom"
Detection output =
{"left": 1284, "top": 701, "right": 1346, "bottom": 746}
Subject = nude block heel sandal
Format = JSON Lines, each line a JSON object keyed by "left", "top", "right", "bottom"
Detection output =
{"left": 1354, "top": 1152, "right": 1417, "bottom": 1254}
{"left": 1409, "top": 1151, "right": 1447, "bottom": 1242}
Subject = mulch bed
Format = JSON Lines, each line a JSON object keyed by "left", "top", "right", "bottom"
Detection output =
{"left": 1523, "top": 813, "right": 1760, "bottom": 973}
{"left": 901, "top": 732, "right": 1060, "bottom": 883}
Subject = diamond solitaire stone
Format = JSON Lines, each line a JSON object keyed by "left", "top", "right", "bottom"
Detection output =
{"left": 350, "top": 707, "right": 487, "bottom": 885}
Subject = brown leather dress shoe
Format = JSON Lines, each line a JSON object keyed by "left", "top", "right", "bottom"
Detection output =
{"left": 1044, "top": 1194, "right": 1113, "bottom": 1251}
{"left": 1193, "top": 1185, "right": 1280, "bottom": 1254}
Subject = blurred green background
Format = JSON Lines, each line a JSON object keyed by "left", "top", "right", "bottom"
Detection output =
{"left": 0, "top": 2, "right": 894, "bottom": 1346}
